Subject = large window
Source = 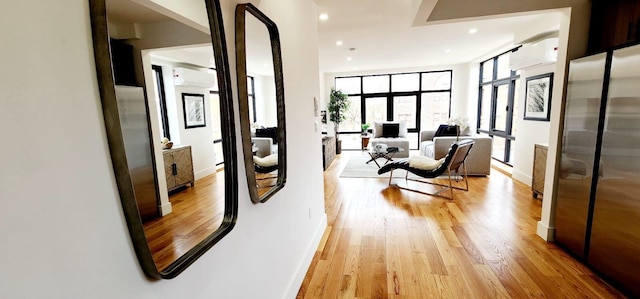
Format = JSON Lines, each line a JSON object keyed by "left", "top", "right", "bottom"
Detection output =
{"left": 209, "top": 68, "right": 224, "bottom": 166}
{"left": 477, "top": 49, "right": 520, "bottom": 165}
{"left": 335, "top": 70, "right": 452, "bottom": 150}
{"left": 151, "top": 65, "right": 170, "bottom": 140}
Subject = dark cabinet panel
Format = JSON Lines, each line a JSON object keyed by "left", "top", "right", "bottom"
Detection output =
{"left": 589, "top": 0, "right": 640, "bottom": 53}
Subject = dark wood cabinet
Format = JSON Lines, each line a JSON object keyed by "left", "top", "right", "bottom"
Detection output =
{"left": 163, "top": 145, "right": 195, "bottom": 192}
{"left": 589, "top": 0, "right": 640, "bottom": 53}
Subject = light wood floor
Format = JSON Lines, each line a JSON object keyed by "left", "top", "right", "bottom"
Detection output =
{"left": 142, "top": 169, "right": 225, "bottom": 271}
{"left": 297, "top": 151, "right": 625, "bottom": 298}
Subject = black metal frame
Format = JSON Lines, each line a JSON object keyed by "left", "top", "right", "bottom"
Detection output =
{"left": 477, "top": 48, "right": 520, "bottom": 164}
{"left": 235, "top": 3, "right": 287, "bottom": 204}
{"left": 151, "top": 65, "right": 170, "bottom": 140}
{"left": 89, "top": 0, "right": 238, "bottom": 279}
{"left": 334, "top": 70, "right": 453, "bottom": 149}
{"left": 182, "top": 93, "right": 206, "bottom": 129}
{"left": 523, "top": 72, "right": 554, "bottom": 121}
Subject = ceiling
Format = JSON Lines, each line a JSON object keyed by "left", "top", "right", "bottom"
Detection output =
{"left": 106, "top": 0, "right": 558, "bottom": 75}
{"left": 106, "top": 0, "right": 169, "bottom": 24}
{"left": 314, "top": 0, "right": 556, "bottom": 73}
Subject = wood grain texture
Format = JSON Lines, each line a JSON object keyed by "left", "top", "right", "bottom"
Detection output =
{"left": 297, "top": 151, "right": 626, "bottom": 298}
{"left": 142, "top": 169, "right": 225, "bottom": 271}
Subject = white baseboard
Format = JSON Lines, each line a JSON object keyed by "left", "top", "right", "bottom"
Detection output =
{"left": 194, "top": 166, "right": 216, "bottom": 180}
{"left": 511, "top": 169, "right": 532, "bottom": 187}
{"left": 283, "top": 213, "right": 328, "bottom": 299}
{"left": 159, "top": 201, "right": 173, "bottom": 216}
{"left": 537, "top": 221, "right": 555, "bottom": 241}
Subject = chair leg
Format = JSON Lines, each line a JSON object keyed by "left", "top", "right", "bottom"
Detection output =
{"left": 447, "top": 169, "right": 454, "bottom": 199}
{"left": 461, "top": 161, "right": 469, "bottom": 191}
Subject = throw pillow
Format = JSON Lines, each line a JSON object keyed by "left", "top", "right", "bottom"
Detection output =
{"left": 382, "top": 123, "right": 400, "bottom": 137}
{"left": 434, "top": 124, "right": 458, "bottom": 137}
{"left": 397, "top": 120, "right": 408, "bottom": 137}
{"left": 255, "top": 127, "right": 278, "bottom": 144}
{"left": 373, "top": 121, "right": 384, "bottom": 138}
{"left": 373, "top": 121, "right": 407, "bottom": 138}
{"left": 409, "top": 156, "right": 445, "bottom": 170}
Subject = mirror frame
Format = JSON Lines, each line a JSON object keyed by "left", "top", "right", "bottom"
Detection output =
{"left": 235, "top": 3, "right": 287, "bottom": 203}
{"left": 89, "top": 0, "right": 238, "bottom": 279}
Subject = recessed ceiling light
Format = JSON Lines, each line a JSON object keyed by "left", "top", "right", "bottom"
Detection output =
{"left": 319, "top": 13, "right": 329, "bottom": 21}
{"left": 336, "top": 40, "right": 343, "bottom": 46}
{"left": 347, "top": 57, "right": 352, "bottom": 61}
{"left": 445, "top": 49, "right": 451, "bottom": 53}
{"left": 468, "top": 28, "right": 478, "bottom": 34}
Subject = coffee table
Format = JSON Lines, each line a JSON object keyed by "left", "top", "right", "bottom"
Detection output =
{"left": 366, "top": 146, "right": 405, "bottom": 168}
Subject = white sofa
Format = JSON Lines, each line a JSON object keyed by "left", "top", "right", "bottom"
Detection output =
{"left": 252, "top": 137, "right": 275, "bottom": 158}
{"left": 419, "top": 130, "right": 492, "bottom": 175}
{"left": 370, "top": 121, "right": 410, "bottom": 158}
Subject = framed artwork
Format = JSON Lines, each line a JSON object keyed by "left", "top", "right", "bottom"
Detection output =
{"left": 320, "top": 110, "right": 327, "bottom": 123}
{"left": 182, "top": 93, "right": 206, "bottom": 128}
{"left": 524, "top": 73, "right": 553, "bottom": 121}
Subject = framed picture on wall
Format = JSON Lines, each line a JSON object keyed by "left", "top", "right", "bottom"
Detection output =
{"left": 182, "top": 93, "right": 206, "bottom": 128}
{"left": 524, "top": 72, "right": 553, "bottom": 121}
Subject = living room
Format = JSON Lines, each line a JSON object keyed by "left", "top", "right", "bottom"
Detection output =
{"left": 4, "top": 0, "right": 624, "bottom": 298}
{"left": 317, "top": 6, "right": 562, "bottom": 191}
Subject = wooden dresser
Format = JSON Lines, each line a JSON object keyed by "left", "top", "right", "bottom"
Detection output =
{"left": 163, "top": 145, "right": 195, "bottom": 192}
{"left": 322, "top": 136, "right": 336, "bottom": 171}
{"left": 532, "top": 143, "right": 548, "bottom": 199}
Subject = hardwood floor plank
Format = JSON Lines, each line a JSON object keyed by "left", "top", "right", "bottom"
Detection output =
{"left": 296, "top": 151, "right": 626, "bottom": 299}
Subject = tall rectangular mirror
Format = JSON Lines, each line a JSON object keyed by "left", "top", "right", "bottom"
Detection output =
{"left": 90, "top": 0, "right": 237, "bottom": 278}
{"left": 236, "top": 3, "right": 287, "bottom": 203}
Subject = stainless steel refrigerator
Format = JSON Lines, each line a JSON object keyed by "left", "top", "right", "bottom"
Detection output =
{"left": 115, "top": 85, "right": 160, "bottom": 222}
{"left": 556, "top": 43, "right": 640, "bottom": 296}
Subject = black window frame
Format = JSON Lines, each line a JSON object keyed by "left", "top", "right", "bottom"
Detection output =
{"left": 152, "top": 65, "right": 171, "bottom": 140}
{"left": 334, "top": 70, "right": 453, "bottom": 150}
{"left": 477, "top": 47, "right": 520, "bottom": 164}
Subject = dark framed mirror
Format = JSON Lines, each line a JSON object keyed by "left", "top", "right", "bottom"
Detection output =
{"left": 89, "top": 0, "right": 237, "bottom": 279}
{"left": 235, "top": 3, "right": 287, "bottom": 203}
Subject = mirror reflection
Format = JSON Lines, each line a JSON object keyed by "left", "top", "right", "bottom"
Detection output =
{"left": 236, "top": 3, "right": 287, "bottom": 203}
{"left": 93, "top": 0, "right": 236, "bottom": 278}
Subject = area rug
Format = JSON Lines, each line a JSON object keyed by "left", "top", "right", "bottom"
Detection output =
{"left": 339, "top": 155, "right": 419, "bottom": 178}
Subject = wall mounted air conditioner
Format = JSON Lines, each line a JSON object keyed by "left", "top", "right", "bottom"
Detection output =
{"left": 509, "top": 37, "right": 559, "bottom": 70}
{"left": 173, "top": 67, "right": 216, "bottom": 88}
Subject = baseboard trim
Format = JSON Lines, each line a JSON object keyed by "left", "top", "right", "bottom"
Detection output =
{"left": 511, "top": 170, "right": 531, "bottom": 187}
{"left": 160, "top": 201, "right": 173, "bottom": 216}
{"left": 283, "top": 212, "right": 328, "bottom": 299}
{"left": 537, "top": 221, "right": 555, "bottom": 241}
{"left": 194, "top": 166, "right": 216, "bottom": 180}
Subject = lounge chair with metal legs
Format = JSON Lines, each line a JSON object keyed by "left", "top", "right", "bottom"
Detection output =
{"left": 253, "top": 154, "right": 278, "bottom": 187}
{"left": 377, "top": 139, "right": 474, "bottom": 199}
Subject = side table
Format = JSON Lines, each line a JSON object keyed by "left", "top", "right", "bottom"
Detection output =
{"left": 361, "top": 135, "right": 371, "bottom": 150}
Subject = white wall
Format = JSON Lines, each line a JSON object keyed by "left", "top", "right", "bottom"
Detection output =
{"left": 511, "top": 63, "right": 556, "bottom": 185}
{"left": 174, "top": 84, "right": 218, "bottom": 179}
{"left": 251, "top": 73, "right": 278, "bottom": 127}
{"left": 0, "top": 1, "right": 326, "bottom": 298}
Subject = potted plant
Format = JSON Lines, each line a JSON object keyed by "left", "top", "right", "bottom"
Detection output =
{"left": 328, "top": 87, "right": 350, "bottom": 154}
{"left": 361, "top": 123, "right": 370, "bottom": 136}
